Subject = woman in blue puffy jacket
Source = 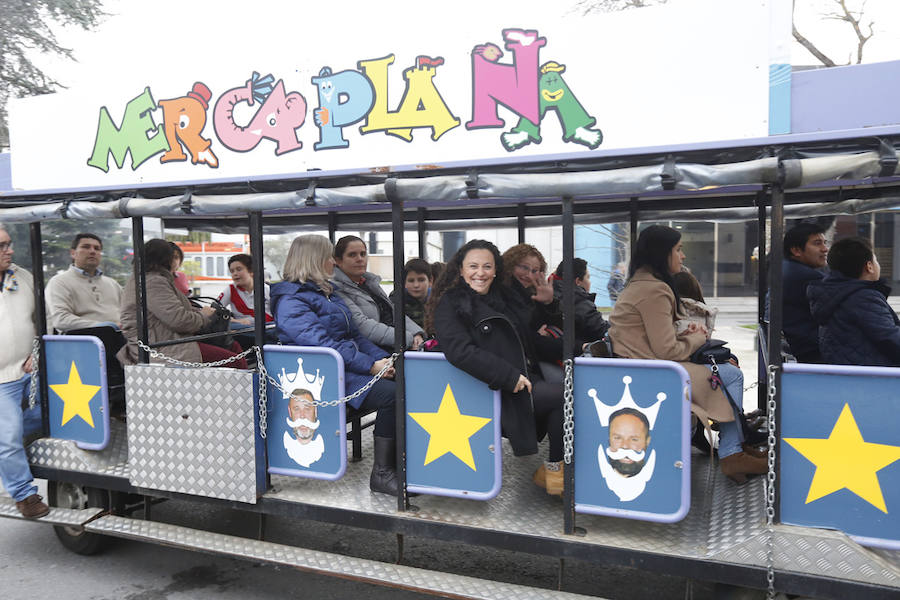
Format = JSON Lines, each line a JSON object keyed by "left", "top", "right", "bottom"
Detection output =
{"left": 270, "top": 235, "right": 400, "bottom": 495}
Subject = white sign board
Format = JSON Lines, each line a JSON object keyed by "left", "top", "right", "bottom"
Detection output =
{"left": 9, "top": 0, "right": 783, "bottom": 191}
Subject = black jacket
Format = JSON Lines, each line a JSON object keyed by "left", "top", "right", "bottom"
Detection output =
{"left": 782, "top": 258, "right": 825, "bottom": 362}
{"left": 433, "top": 283, "right": 558, "bottom": 456}
{"left": 808, "top": 274, "right": 900, "bottom": 367}
{"left": 551, "top": 279, "right": 609, "bottom": 341}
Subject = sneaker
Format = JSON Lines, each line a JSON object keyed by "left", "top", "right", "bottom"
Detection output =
{"left": 16, "top": 494, "right": 50, "bottom": 519}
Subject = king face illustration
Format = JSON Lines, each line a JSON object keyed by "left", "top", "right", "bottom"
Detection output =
{"left": 279, "top": 358, "right": 326, "bottom": 468}
{"left": 591, "top": 376, "right": 665, "bottom": 502}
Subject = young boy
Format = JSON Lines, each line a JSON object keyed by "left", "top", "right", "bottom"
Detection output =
{"left": 808, "top": 237, "right": 900, "bottom": 366}
{"left": 391, "top": 258, "right": 432, "bottom": 328}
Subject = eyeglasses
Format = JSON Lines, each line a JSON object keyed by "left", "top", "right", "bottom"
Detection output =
{"left": 515, "top": 264, "right": 541, "bottom": 275}
{"left": 0, "top": 242, "right": 12, "bottom": 252}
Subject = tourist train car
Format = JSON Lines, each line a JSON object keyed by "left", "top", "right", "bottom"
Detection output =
{"left": 2, "top": 3, "right": 899, "bottom": 596}
{"left": 1, "top": 126, "right": 899, "bottom": 599}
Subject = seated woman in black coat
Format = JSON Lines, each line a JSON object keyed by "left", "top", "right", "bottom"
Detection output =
{"left": 551, "top": 258, "right": 609, "bottom": 342}
{"left": 427, "top": 240, "right": 566, "bottom": 496}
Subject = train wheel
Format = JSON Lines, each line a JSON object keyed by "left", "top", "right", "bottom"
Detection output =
{"left": 47, "top": 481, "right": 110, "bottom": 555}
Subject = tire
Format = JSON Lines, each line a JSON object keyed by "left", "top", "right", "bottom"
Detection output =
{"left": 47, "top": 481, "right": 111, "bottom": 555}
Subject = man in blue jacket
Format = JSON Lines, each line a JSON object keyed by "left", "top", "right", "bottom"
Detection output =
{"left": 808, "top": 237, "right": 900, "bottom": 366}
{"left": 781, "top": 223, "right": 828, "bottom": 363}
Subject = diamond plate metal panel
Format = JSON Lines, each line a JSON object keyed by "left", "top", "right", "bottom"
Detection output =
{"left": 125, "top": 365, "right": 261, "bottom": 504}
{"left": 709, "top": 525, "right": 900, "bottom": 587}
{"left": 86, "top": 515, "right": 603, "bottom": 600}
{"left": 27, "top": 419, "right": 129, "bottom": 478}
{"left": 0, "top": 497, "right": 103, "bottom": 526}
{"left": 267, "top": 432, "right": 900, "bottom": 589}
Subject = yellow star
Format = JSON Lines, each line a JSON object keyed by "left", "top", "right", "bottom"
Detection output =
{"left": 50, "top": 362, "right": 100, "bottom": 428}
{"left": 409, "top": 384, "right": 491, "bottom": 471}
{"left": 784, "top": 404, "right": 900, "bottom": 513}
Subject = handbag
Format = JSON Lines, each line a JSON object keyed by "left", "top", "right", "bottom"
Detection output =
{"left": 191, "top": 296, "right": 234, "bottom": 348}
{"left": 689, "top": 338, "right": 734, "bottom": 365}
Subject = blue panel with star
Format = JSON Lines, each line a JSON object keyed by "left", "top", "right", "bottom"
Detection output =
{"left": 780, "top": 363, "right": 900, "bottom": 549}
{"left": 404, "top": 353, "right": 502, "bottom": 500}
{"left": 574, "top": 358, "right": 692, "bottom": 523}
{"left": 44, "top": 335, "right": 109, "bottom": 450}
{"left": 263, "top": 345, "right": 346, "bottom": 481}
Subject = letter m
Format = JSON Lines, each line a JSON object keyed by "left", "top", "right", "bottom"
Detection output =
{"left": 87, "top": 87, "right": 169, "bottom": 172}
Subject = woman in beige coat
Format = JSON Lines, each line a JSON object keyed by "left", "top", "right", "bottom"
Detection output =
{"left": 118, "top": 239, "right": 247, "bottom": 369}
{"left": 608, "top": 225, "right": 765, "bottom": 483}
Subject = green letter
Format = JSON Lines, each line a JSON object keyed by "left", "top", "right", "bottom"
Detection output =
{"left": 87, "top": 87, "right": 168, "bottom": 172}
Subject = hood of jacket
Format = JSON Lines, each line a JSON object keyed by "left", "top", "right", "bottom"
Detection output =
{"left": 551, "top": 278, "right": 596, "bottom": 303}
{"left": 332, "top": 267, "right": 380, "bottom": 289}
{"left": 808, "top": 274, "right": 891, "bottom": 324}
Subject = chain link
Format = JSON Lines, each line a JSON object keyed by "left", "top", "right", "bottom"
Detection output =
{"left": 563, "top": 358, "right": 575, "bottom": 465}
{"left": 137, "top": 339, "right": 255, "bottom": 368}
{"left": 765, "top": 364, "right": 779, "bottom": 600}
{"left": 261, "top": 353, "right": 399, "bottom": 408}
{"left": 135, "top": 340, "right": 399, "bottom": 439}
{"left": 27, "top": 336, "right": 40, "bottom": 410}
{"left": 254, "top": 347, "right": 269, "bottom": 439}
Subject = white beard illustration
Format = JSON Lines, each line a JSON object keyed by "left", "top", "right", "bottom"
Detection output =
{"left": 283, "top": 430, "right": 325, "bottom": 467}
{"left": 597, "top": 444, "right": 657, "bottom": 502}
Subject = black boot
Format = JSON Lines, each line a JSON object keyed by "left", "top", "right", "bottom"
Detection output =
{"left": 370, "top": 436, "right": 400, "bottom": 495}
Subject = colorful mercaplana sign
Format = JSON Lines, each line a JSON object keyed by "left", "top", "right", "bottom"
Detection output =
{"left": 8, "top": 0, "right": 781, "bottom": 191}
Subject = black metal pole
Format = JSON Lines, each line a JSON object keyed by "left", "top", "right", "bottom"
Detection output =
{"left": 132, "top": 218, "right": 149, "bottom": 364}
{"left": 561, "top": 197, "right": 576, "bottom": 535}
{"left": 756, "top": 191, "right": 768, "bottom": 412}
{"left": 517, "top": 203, "right": 526, "bottom": 244}
{"left": 417, "top": 207, "right": 426, "bottom": 259}
{"left": 767, "top": 183, "right": 785, "bottom": 524}
{"left": 327, "top": 212, "right": 337, "bottom": 244}
{"left": 629, "top": 197, "right": 639, "bottom": 260}
{"left": 386, "top": 178, "right": 409, "bottom": 510}
{"left": 28, "top": 222, "right": 50, "bottom": 437}
{"left": 249, "top": 212, "right": 266, "bottom": 351}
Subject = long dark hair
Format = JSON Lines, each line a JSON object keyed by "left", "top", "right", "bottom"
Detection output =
{"left": 424, "top": 239, "right": 503, "bottom": 335}
{"left": 630, "top": 225, "right": 682, "bottom": 304}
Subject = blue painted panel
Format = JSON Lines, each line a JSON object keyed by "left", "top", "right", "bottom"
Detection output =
{"left": 405, "top": 353, "right": 502, "bottom": 500}
{"left": 574, "top": 358, "right": 691, "bottom": 523}
{"left": 791, "top": 61, "right": 900, "bottom": 133}
{"left": 780, "top": 364, "right": 900, "bottom": 550}
{"left": 768, "top": 63, "right": 791, "bottom": 135}
{"left": 263, "top": 345, "right": 346, "bottom": 481}
{"left": 44, "top": 335, "right": 109, "bottom": 450}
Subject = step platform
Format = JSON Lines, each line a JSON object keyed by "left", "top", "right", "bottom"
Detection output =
{"left": 84, "top": 515, "right": 603, "bottom": 600}
{"left": 0, "top": 496, "right": 104, "bottom": 527}
{"left": 24, "top": 422, "right": 900, "bottom": 595}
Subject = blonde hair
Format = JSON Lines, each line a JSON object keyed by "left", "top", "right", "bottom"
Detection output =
{"left": 282, "top": 235, "right": 335, "bottom": 294}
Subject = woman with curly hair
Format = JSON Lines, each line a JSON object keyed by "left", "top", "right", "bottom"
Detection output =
{"left": 426, "top": 240, "right": 566, "bottom": 496}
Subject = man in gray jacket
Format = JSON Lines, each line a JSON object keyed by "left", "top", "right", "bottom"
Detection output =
{"left": 331, "top": 235, "right": 424, "bottom": 351}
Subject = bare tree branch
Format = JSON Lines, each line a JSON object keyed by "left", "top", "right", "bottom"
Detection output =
{"left": 0, "top": 0, "right": 106, "bottom": 149}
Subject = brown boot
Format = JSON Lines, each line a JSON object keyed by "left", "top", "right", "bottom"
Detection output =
{"left": 720, "top": 451, "right": 767, "bottom": 484}
{"left": 532, "top": 464, "right": 547, "bottom": 490}
{"left": 16, "top": 494, "right": 50, "bottom": 519}
{"left": 741, "top": 443, "right": 767, "bottom": 459}
{"left": 544, "top": 462, "right": 564, "bottom": 496}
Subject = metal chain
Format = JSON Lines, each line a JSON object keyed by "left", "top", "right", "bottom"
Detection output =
{"left": 136, "top": 339, "right": 255, "bottom": 368}
{"left": 765, "top": 364, "right": 779, "bottom": 600}
{"left": 563, "top": 358, "right": 575, "bottom": 465}
{"left": 133, "top": 341, "right": 398, "bottom": 439}
{"left": 254, "top": 346, "right": 269, "bottom": 439}
{"left": 261, "top": 353, "right": 399, "bottom": 408}
{"left": 27, "top": 336, "right": 40, "bottom": 410}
